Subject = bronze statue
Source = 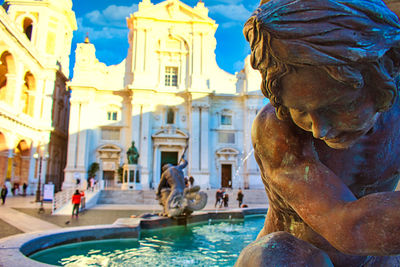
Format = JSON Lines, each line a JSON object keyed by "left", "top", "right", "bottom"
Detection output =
{"left": 156, "top": 156, "right": 207, "bottom": 217}
{"left": 127, "top": 141, "right": 139, "bottom": 164}
{"left": 237, "top": 0, "right": 400, "bottom": 266}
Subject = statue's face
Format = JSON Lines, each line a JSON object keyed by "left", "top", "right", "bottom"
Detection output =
{"left": 280, "top": 66, "right": 379, "bottom": 149}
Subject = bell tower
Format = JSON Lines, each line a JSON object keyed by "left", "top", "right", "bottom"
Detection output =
{"left": 3, "top": 0, "right": 77, "bottom": 77}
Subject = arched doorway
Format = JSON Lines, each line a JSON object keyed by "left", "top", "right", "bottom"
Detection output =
{"left": 13, "top": 140, "right": 31, "bottom": 192}
{"left": 0, "top": 51, "right": 15, "bottom": 103}
{"left": 0, "top": 132, "right": 7, "bottom": 184}
{"left": 21, "top": 72, "right": 36, "bottom": 116}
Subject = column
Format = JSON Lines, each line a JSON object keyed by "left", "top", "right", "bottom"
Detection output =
{"left": 139, "top": 105, "right": 151, "bottom": 189}
{"left": 33, "top": 78, "right": 45, "bottom": 119}
{"left": 200, "top": 106, "right": 209, "bottom": 171}
{"left": 63, "top": 100, "right": 87, "bottom": 189}
{"left": 11, "top": 62, "right": 25, "bottom": 109}
{"left": 131, "top": 104, "right": 141, "bottom": 151}
{"left": 42, "top": 78, "right": 56, "bottom": 127}
{"left": 4, "top": 74, "right": 16, "bottom": 105}
{"left": 190, "top": 106, "right": 200, "bottom": 171}
{"left": 152, "top": 144, "right": 160, "bottom": 188}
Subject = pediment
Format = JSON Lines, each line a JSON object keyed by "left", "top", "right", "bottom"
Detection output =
{"left": 136, "top": 0, "right": 214, "bottom": 23}
{"left": 152, "top": 127, "right": 188, "bottom": 139}
{"left": 97, "top": 144, "right": 122, "bottom": 152}
{"left": 216, "top": 147, "right": 239, "bottom": 156}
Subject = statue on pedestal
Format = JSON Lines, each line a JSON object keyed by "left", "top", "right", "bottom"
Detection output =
{"left": 237, "top": 0, "right": 400, "bottom": 266}
{"left": 156, "top": 151, "right": 207, "bottom": 217}
{"left": 127, "top": 141, "right": 139, "bottom": 165}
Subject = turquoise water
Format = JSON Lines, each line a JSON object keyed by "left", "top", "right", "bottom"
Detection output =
{"left": 30, "top": 216, "right": 265, "bottom": 266}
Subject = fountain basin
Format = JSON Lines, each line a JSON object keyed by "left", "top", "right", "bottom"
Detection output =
{"left": 0, "top": 208, "right": 267, "bottom": 267}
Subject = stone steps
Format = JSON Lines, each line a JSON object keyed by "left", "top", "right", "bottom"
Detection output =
{"left": 97, "top": 189, "right": 268, "bottom": 206}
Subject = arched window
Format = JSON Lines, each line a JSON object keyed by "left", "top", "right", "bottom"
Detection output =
{"left": 23, "top": 18, "right": 33, "bottom": 41}
{"left": 21, "top": 72, "right": 35, "bottom": 116}
{"left": 167, "top": 108, "right": 175, "bottom": 124}
{"left": 0, "top": 53, "right": 9, "bottom": 92}
{"left": 0, "top": 51, "right": 15, "bottom": 102}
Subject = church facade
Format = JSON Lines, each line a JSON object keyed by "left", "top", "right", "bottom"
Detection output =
{"left": 0, "top": 0, "right": 76, "bottom": 193}
{"left": 64, "top": 0, "right": 264, "bottom": 190}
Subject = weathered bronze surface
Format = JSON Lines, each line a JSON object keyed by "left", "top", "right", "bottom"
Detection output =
{"left": 156, "top": 159, "right": 207, "bottom": 217}
{"left": 127, "top": 141, "right": 139, "bottom": 164}
{"left": 237, "top": 0, "right": 400, "bottom": 266}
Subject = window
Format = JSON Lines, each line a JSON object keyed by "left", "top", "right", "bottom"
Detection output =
{"left": 218, "top": 132, "right": 235, "bottom": 144}
{"left": 221, "top": 115, "right": 232, "bottom": 126}
{"left": 101, "top": 129, "right": 120, "bottom": 140}
{"left": 107, "top": 111, "right": 118, "bottom": 121}
{"left": 23, "top": 18, "right": 33, "bottom": 41}
{"left": 165, "top": 67, "right": 178, "bottom": 87}
{"left": 167, "top": 108, "right": 175, "bottom": 124}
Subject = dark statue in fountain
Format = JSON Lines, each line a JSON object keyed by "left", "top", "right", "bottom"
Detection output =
{"left": 127, "top": 141, "right": 139, "bottom": 164}
{"left": 236, "top": 0, "right": 400, "bottom": 266}
{"left": 156, "top": 152, "right": 208, "bottom": 218}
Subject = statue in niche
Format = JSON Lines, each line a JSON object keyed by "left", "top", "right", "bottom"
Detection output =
{"left": 236, "top": 0, "right": 400, "bottom": 266}
{"left": 126, "top": 141, "right": 139, "bottom": 165}
{"left": 156, "top": 152, "right": 207, "bottom": 217}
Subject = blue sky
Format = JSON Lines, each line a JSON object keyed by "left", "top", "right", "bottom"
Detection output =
{"left": 70, "top": 0, "right": 261, "bottom": 77}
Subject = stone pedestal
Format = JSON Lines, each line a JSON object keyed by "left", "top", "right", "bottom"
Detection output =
{"left": 121, "top": 164, "right": 141, "bottom": 190}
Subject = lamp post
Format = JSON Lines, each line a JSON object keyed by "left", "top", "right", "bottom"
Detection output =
{"left": 33, "top": 152, "right": 49, "bottom": 202}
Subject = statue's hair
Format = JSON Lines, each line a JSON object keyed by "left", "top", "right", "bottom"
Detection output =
{"left": 244, "top": 0, "right": 400, "bottom": 119}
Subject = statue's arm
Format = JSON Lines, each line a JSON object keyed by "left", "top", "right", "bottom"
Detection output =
{"left": 253, "top": 105, "right": 400, "bottom": 256}
{"left": 156, "top": 174, "right": 166, "bottom": 196}
{"left": 178, "top": 158, "right": 188, "bottom": 169}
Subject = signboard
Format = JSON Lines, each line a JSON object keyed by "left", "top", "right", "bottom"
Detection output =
{"left": 43, "top": 184, "right": 55, "bottom": 202}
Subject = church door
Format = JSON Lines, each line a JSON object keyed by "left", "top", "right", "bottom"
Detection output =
{"left": 103, "top": 171, "right": 115, "bottom": 188}
{"left": 221, "top": 164, "right": 232, "bottom": 188}
{"left": 160, "top": 152, "right": 178, "bottom": 174}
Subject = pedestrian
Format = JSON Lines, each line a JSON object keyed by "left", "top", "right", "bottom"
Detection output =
{"left": 223, "top": 192, "right": 229, "bottom": 207}
{"left": 189, "top": 176, "right": 195, "bottom": 188}
{"left": 215, "top": 188, "right": 223, "bottom": 208}
{"left": 80, "top": 190, "right": 86, "bottom": 210}
{"left": 71, "top": 190, "right": 82, "bottom": 217}
{"left": 89, "top": 177, "right": 95, "bottom": 191}
{"left": 1, "top": 185, "right": 8, "bottom": 205}
{"left": 22, "top": 183, "right": 27, "bottom": 196}
{"left": 237, "top": 189, "right": 244, "bottom": 208}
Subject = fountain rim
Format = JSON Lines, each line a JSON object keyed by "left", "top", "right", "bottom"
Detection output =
{"left": 0, "top": 208, "right": 267, "bottom": 267}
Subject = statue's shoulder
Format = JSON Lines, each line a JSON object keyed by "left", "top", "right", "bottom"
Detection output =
{"left": 252, "top": 104, "right": 300, "bottom": 142}
{"left": 252, "top": 104, "right": 310, "bottom": 169}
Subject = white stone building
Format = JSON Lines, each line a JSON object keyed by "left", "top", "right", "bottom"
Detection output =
{"left": 0, "top": 0, "right": 76, "bottom": 193}
{"left": 64, "top": 0, "right": 264, "bottom": 190}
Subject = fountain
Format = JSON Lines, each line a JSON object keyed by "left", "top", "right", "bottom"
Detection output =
{"left": 0, "top": 208, "right": 267, "bottom": 266}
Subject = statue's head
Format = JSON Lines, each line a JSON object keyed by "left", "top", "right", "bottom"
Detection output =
{"left": 244, "top": 0, "right": 400, "bottom": 149}
{"left": 162, "top": 163, "right": 173, "bottom": 173}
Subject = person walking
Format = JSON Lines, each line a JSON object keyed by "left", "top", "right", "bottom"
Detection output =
{"left": 237, "top": 189, "right": 244, "bottom": 208}
{"left": 215, "top": 188, "right": 223, "bottom": 208}
{"left": 1, "top": 185, "right": 8, "bottom": 205}
{"left": 223, "top": 192, "right": 229, "bottom": 208}
{"left": 71, "top": 190, "right": 82, "bottom": 217}
{"left": 22, "top": 183, "right": 27, "bottom": 196}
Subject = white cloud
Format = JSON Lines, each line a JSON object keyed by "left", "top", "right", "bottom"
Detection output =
{"left": 220, "top": 21, "right": 241, "bottom": 29}
{"left": 233, "top": 60, "right": 245, "bottom": 72}
{"left": 209, "top": 4, "right": 251, "bottom": 21}
{"left": 76, "top": 18, "right": 128, "bottom": 42}
{"left": 85, "top": 3, "right": 138, "bottom": 28}
{"left": 213, "top": 0, "right": 244, "bottom": 4}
